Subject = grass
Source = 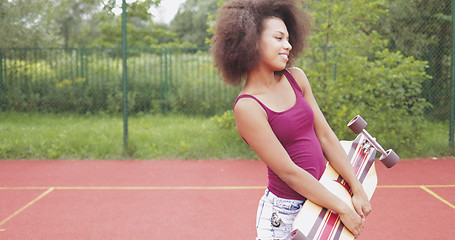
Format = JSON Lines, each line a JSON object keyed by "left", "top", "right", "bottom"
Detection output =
{"left": 127, "top": 113, "right": 256, "bottom": 159}
{"left": 0, "top": 112, "right": 124, "bottom": 159}
{"left": 0, "top": 112, "right": 452, "bottom": 160}
{"left": 414, "top": 119, "right": 453, "bottom": 158}
{"left": 0, "top": 112, "right": 256, "bottom": 160}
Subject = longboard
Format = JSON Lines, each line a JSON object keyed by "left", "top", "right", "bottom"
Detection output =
{"left": 288, "top": 115, "right": 399, "bottom": 240}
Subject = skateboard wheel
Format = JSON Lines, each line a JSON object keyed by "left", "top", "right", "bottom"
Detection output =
{"left": 347, "top": 115, "right": 367, "bottom": 134}
{"left": 284, "top": 229, "right": 309, "bottom": 240}
{"left": 379, "top": 149, "right": 400, "bottom": 168}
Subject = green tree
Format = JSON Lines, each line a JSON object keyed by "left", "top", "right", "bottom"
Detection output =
{"left": 170, "top": 0, "right": 219, "bottom": 47}
{"left": 375, "top": 0, "right": 452, "bottom": 119}
{"left": 0, "top": 0, "right": 61, "bottom": 47}
{"left": 0, "top": 0, "right": 109, "bottom": 48}
{"left": 0, "top": 0, "right": 188, "bottom": 48}
{"left": 53, "top": 0, "right": 104, "bottom": 48}
{"left": 302, "top": 0, "right": 430, "bottom": 156}
{"left": 93, "top": 0, "right": 161, "bottom": 47}
{"left": 93, "top": 0, "right": 194, "bottom": 47}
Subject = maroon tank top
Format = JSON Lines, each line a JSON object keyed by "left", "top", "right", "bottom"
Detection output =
{"left": 234, "top": 69, "right": 326, "bottom": 200}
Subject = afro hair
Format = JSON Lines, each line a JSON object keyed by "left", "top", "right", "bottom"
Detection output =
{"left": 211, "top": 0, "right": 311, "bottom": 86}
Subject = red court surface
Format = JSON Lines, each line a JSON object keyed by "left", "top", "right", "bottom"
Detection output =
{"left": 0, "top": 158, "right": 454, "bottom": 239}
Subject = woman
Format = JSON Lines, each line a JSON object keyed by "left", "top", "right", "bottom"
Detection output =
{"left": 211, "top": 0, "right": 371, "bottom": 239}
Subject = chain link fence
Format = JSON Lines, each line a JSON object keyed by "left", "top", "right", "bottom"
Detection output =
{"left": 0, "top": 47, "right": 239, "bottom": 116}
{"left": 0, "top": 0, "right": 453, "bottom": 159}
{"left": 383, "top": 0, "right": 452, "bottom": 121}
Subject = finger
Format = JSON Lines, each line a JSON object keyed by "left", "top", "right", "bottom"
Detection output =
{"left": 354, "top": 217, "right": 365, "bottom": 237}
{"left": 363, "top": 204, "right": 372, "bottom": 217}
{"left": 352, "top": 201, "right": 364, "bottom": 218}
{"left": 353, "top": 227, "right": 361, "bottom": 237}
{"left": 356, "top": 206, "right": 365, "bottom": 219}
{"left": 357, "top": 218, "right": 365, "bottom": 235}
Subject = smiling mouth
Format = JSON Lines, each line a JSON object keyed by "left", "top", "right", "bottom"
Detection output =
{"left": 279, "top": 53, "right": 289, "bottom": 60}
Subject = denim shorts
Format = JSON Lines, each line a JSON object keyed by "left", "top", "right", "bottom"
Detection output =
{"left": 256, "top": 189, "right": 305, "bottom": 240}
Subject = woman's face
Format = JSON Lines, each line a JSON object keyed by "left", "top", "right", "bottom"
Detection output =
{"left": 258, "top": 17, "right": 292, "bottom": 72}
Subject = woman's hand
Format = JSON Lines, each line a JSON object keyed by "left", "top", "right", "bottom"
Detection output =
{"left": 338, "top": 204, "right": 364, "bottom": 237}
{"left": 351, "top": 186, "right": 372, "bottom": 219}
{"left": 338, "top": 186, "right": 371, "bottom": 238}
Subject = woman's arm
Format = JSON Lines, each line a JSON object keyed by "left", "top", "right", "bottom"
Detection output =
{"left": 289, "top": 67, "right": 372, "bottom": 219}
{"left": 234, "top": 97, "right": 364, "bottom": 236}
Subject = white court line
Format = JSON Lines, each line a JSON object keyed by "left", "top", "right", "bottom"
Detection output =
{"left": 0, "top": 187, "right": 55, "bottom": 227}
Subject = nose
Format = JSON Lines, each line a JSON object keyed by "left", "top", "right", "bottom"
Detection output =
{"left": 284, "top": 40, "right": 292, "bottom": 51}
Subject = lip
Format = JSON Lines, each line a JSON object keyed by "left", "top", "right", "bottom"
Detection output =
{"left": 279, "top": 52, "right": 289, "bottom": 60}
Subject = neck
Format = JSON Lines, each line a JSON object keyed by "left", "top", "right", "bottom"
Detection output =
{"left": 245, "top": 67, "right": 282, "bottom": 90}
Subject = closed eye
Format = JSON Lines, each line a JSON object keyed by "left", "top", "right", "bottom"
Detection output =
{"left": 274, "top": 31, "right": 289, "bottom": 41}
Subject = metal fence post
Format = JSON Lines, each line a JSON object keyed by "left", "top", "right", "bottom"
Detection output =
{"left": 122, "top": 0, "right": 129, "bottom": 153}
{"left": 0, "top": 49, "right": 3, "bottom": 111}
{"left": 450, "top": 0, "right": 455, "bottom": 149}
{"left": 164, "top": 48, "right": 169, "bottom": 113}
{"left": 79, "top": 48, "right": 84, "bottom": 82}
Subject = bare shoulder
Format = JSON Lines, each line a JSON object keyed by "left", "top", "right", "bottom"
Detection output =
{"left": 286, "top": 67, "right": 312, "bottom": 93}
{"left": 287, "top": 67, "right": 306, "bottom": 77}
{"left": 233, "top": 97, "right": 267, "bottom": 121}
{"left": 234, "top": 97, "right": 259, "bottom": 113}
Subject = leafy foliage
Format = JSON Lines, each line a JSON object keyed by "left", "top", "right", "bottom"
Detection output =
{"left": 0, "top": 0, "right": 197, "bottom": 48}
{"left": 301, "top": 0, "right": 430, "bottom": 156}
{"left": 170, "top": 0, "right": 219, "bottom": 47}
{"left": 374, "top": 0, "right": 452, "bottom": 120}
{"left": 0, "top": 0, "right": 61, "bottom": 47}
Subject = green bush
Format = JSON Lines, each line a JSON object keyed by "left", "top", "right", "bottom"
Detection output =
{"left": 306, "top": 49, "right": 430, "bottom": 157}
{"left": 211, "top": 110, "right": 236, "bottom": 129}
{"left": 0, "top": 48, "right": 239, "bottom": 116}
{"left": 298, "top": 0, "right": 432, "bottom": 158}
